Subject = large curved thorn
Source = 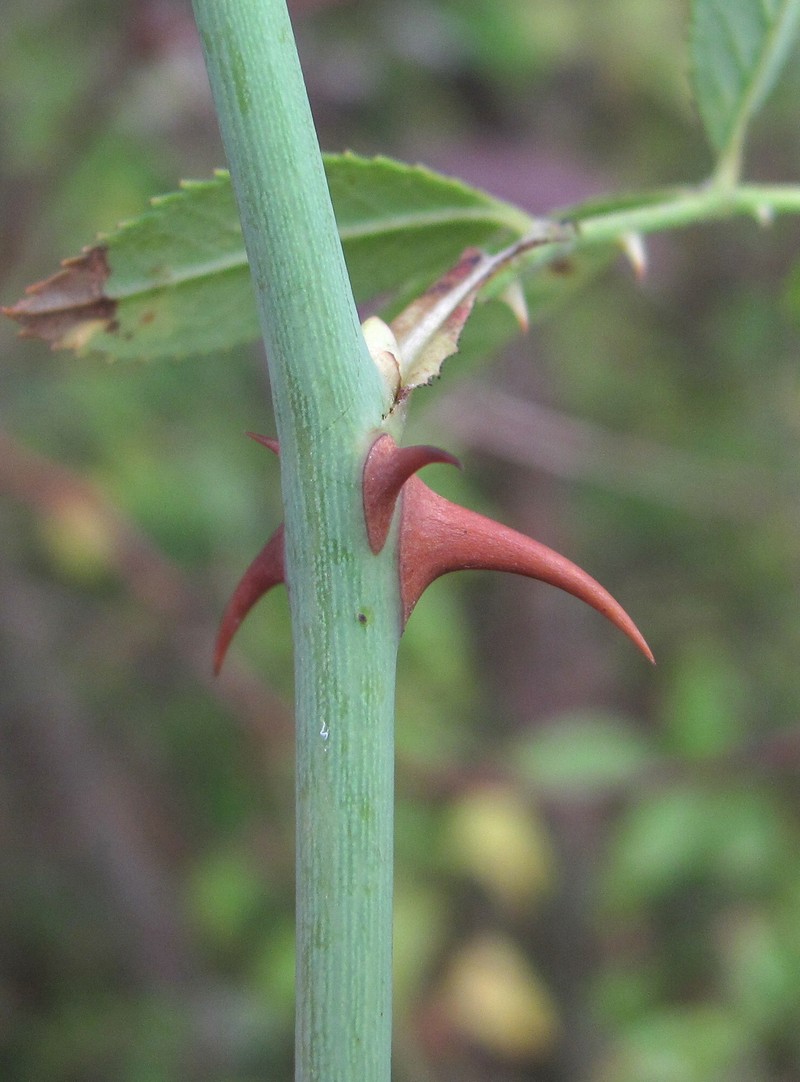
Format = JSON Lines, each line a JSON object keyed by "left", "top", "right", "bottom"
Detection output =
{"left": 399, "top": 477, "right": 653, "bottom": 662}
{"left": 363, "top": 433, "right": 461, "bottom": 553}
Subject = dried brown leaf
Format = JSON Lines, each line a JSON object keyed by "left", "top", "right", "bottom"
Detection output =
{"left": 389, "top": 225, "right": 569, "bottom": 394}
{"left": 2, "top": 246, "right": 117, "bottom": 350}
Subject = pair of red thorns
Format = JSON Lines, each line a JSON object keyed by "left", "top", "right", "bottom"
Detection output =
{"left": 214, "top": 432, "right": 653, "bottom": 674}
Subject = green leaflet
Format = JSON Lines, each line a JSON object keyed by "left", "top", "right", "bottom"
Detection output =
{"left": 690, "top": 0, "right": 800, "bottom": 177}
{"left": 508, "top": 712, "right": 653, "bottom": 798}
{"left": 8, "top": 154, "right": 537, "bottom": 362}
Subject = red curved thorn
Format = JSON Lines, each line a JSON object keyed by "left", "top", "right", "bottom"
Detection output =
{"left": 364, "top": 436, "right": 652, "bottom": 662}
{"left": 398, "top": 477, "right": 654, "bottom": 663}
{"left": 246, "top": 432, "right": 280, "bottom": 455}
{"left": 363, "top": 433, "right": 461, "bottom": 554}
{"left": 214, "top": 524, "right": 286, "bottom": 675}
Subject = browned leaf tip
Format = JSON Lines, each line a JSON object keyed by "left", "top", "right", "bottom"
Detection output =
{"left": 2, "top": 246, "right": 117, "bottom": 350}
{"left": 390, "top": 247, "right": 483, "bottom": 345}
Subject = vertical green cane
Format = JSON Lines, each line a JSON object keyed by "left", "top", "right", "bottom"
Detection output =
{"left": 192, "top": 2, "right": 400, "bottom": 1078}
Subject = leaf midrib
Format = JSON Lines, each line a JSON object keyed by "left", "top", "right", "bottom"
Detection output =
{"left": 107, "top": 204, "right": 532, "bottom": 300}
{"left": 719, "top": 0, "right": 798, "bottom": 159}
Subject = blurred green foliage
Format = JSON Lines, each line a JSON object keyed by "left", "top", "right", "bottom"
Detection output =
{"left": 2, "top": 2, "right": 800, "bottom": 1081}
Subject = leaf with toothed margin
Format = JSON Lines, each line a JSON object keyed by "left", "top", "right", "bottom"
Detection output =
{"left": 3, "top": 155, "right": 536, "bottom": 362}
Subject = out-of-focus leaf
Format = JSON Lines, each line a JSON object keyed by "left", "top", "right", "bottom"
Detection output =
{"left": 605, "top": 786, "right": 717, "bottom": 906}
{"left": 690, "top": 0, "right": 800, "bottom": 168}
{"left": 660, "top": 639, "right": 746, "bottom": 760}
{"left": 442, "top": 785, "right": 554, "bottom": 909}
{"left": 722, "top": 910, "right": 800, "bottom": 1033}
{"left": 0, "top": 10, "right": 98, "bottom": 171}
{"left": 252, "top": 919, "right": 297, "bottom": 1021}
{"left": 4, "top": 155, "right": 533, "bottom": 361}
{"left": 189, "top": 850, "right": 268, "bottom": 947}
{"left": 510, "top": 712, "right": 653, "bottom": 798}
{"left": 604, "top": 1005, "right": 746, "bottom": 1082}
{"left": 392, "top": 877, "right": 448, "bottom": 1006}
{"left": 395, "top": 582, "right": 479, "bottom": 764}
{"left": 436, "top": 934, "right": 559, "bottom": 1059}
{"left": 606, "top": 785, "right": 790, "bottom": 908}
{"left": 781, "top": 256, "right": 800, "bottom": 324}
{"left": 37, "top": 498, "right": 117, "bottom": 584}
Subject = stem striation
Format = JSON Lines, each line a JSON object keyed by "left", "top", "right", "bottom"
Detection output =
{"left": 191, "top": 2, "right": 399, "bottom": 1079}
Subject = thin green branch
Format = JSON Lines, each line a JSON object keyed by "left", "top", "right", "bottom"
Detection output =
{"left": 574, "top": 182, "right": 800, "bottom": 242}
{"left": 481, "top": 182, "right": 800, "bottom": 296}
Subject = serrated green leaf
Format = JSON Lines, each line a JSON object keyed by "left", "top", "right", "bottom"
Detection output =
{"left": 690, "top": 0, "right": 800, "bottom": 177}
{"left": 6, "top": 154, "right": 534, "bottom": 362}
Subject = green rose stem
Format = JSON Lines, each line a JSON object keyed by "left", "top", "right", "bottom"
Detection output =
{"left": 191, "top": 2, "right": 399, "bottom": 1079}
